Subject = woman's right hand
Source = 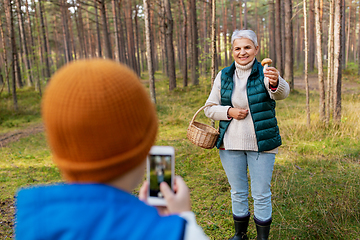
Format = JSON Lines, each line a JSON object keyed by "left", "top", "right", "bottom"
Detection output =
{"left": 228, "top": 107, "right": 249, "bottom": 120}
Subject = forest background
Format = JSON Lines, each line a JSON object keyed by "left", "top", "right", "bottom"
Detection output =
{"left": 0, "top": 0, "right": 359, "bottom": 239}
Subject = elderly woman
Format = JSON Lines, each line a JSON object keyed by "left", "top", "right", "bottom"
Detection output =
{"left": 204, "top": 30, "right": 290, "bottom": 240}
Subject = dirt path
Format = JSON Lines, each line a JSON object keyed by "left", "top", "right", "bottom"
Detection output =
{"left": 294, "top": 74, "right": 360, "bottom": 93}
{"left": 0, "top": 123, "right": 44, "bottom": 148}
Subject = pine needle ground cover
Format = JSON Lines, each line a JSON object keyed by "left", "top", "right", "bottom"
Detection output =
{"left": 1, "top": 75, "right": 359, "bottom": 239}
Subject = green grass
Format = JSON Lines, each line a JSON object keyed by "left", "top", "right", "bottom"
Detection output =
{"left": 0, "top": 87, "right": 42, "bottom": 133}
{"left": 1, "top": 72, "right": 359, "bottom": 239}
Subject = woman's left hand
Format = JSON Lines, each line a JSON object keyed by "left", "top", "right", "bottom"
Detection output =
{"left": 264, "top": 67, "right": 279, "bottom": 86}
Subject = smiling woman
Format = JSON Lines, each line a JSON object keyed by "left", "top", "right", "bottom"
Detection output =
{"left": 204, "top": 29, "right": 290, "bottom": 240}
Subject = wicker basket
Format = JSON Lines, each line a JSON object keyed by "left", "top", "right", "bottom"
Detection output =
{"left": 187, "top": 104, "right": 219, "bottom": 149}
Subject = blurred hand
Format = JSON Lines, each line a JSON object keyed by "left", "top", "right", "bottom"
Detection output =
{"left": 160, "top": 176, "right": 191, "bottom": 214}
{"left": 138, "top": 176, "right": 191, "bottom": 215}
{"left": 228, "top": 107, "right": 249, "bottom": 120}
{"left": 264, "top": 67, "right": 279, "bottom": 87}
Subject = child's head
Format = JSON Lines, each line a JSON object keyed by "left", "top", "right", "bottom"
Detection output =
{"left": 42, "top": 59, "right": 158, "bottom": 183}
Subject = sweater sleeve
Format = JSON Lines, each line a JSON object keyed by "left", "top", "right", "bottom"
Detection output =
{"left": 204, "top": 71, "right": 232, "bottom": 121}
{"left": 264, "top": 75, "right": 290, "bottom": 100}
{"left": 180, "top": 212, "right": 210, "bottom": 240}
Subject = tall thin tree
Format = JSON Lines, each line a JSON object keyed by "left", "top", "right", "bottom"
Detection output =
{"left": 39, "top": 0, "right": 51, "bottom": 80}
{"left": 143, "top": 0, "right": 156, "bottom": 103}
{"left": 179, "top": 0, "right": 188, "bottom": 87}
{"left": 284, "top": 0, "right": 293, "bottom": 89}
{"left": 315, "top": 0, "right": 325, "bottom": 122}
{"left": 189, "top": 0, "right": 199, "bottom": 85}
{"left": 6, "top": 0, "right": 18, "bottom": 110}
{"left": 164, "top": 0, "right": 176, "bottom": 90}
{"left": 98, "top": 0, "right": 112, "bottom": 59}
{"left": 308, "top": 0, "right": 315, "bottom": 72}
{"left": 326, "top": 0, "right": 334, "bottom": 123}
{"left": 275, "top": 0, "right": 283, "bottom": 75}
{"left": 303, "top": 0, "right": 310, "bottom": 126}
{"left": 16, "top": 0, "right": 33, "bottom": 86}
{"left": 333, "top": 0, "right": 343, "bottom": 123}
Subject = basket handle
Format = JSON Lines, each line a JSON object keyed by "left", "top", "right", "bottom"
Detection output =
{"left": 189, "top": 104, "right": 217, "bottom": 126}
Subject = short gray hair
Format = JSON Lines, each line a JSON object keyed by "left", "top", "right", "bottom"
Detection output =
{"left": 231, "top": 30, "right": 258, "bottom": 48}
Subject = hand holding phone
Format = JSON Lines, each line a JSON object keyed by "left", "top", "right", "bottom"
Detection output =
{"left": 159, "top": 176, "right": 191, "bottom": 213}
{"left": 139, "top": 176, "right": 191, "bottom": 215}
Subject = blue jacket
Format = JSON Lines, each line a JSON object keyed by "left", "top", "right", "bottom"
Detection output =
{"left": 16, "top": 184, "right": 186, "bottom": 240}
{"left": 216, "top": 59, "right": 282, "bottom": 152}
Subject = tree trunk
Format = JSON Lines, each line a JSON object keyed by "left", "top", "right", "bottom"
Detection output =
{"left": 125, "top": 0, "right": 138, "bottom": 73}
{"left": 268, "top": 0, "right": 276, "bottom": 65}
{"left": 275, "top": 0, "right": 283, "bottom": 75}
{"left": 358, "top": 0, "right": 360, "bottom": 75}
{"left": 72, "top": 0, "right": 84, "bottom": 58}
{"left": 117, "top": 1, "right": 127, "bottom": 64}
{"left": 77, "top": 1, "right": 88, "bottom": 58}
{"left": 303, "top": 0, "right": 310, "bottom": 126}
{"left": 309, "top": 0, "right": 315, "bottom": 72}
{"left": 134, "top": 5, "right": 141, "bottom": 76}
{"left": 6, "top": 0, "right": 18, "bottom": 110}
{"left": 39, "top": 0, "right": 51, "bottom": 80}
{"left": 98, "top": 0, "right": 112, "bottom": 59}
{"left": 244, "top": 0, "right": 247, "bottom": 29}
{"left": 211, "top": 0, "right": 216, "bottom": 87}
{"left": 143, "top": 0, "right": 156, "bottom": 103}
{"left": 341, "top": 0, "right": 345, "bottom": 69}
{"left": 6, "top": 0, "right": 22, "bottom": 89}
{"left": 86, "top": 10, "right": 94, "bottom": 57}
{"left": 223, "top": 1, "right": 228, "bottom": 66}
{"left": 164, "top": 0, "right": 176, "bottom": 90}
{"left": 345, "top": 3, "right": 351, "bottom": 68}
{"left": 30, "top": 0, "right": 42, "bottom": 93}
{"left": 179, "top": 0, "right": 188, "bottom": 87}
{"left": 231, "top": 0, "right": 236, "bottom": 31}
{"left": 16, "top": 0, "right": 33, "bottom": 86}
{"left": 68, "top": 10, "right": 77, "bottom": 60}
{"left": 239, "top": 0, "right": 243, "bottom": 29}
{"left": 255, "top": 0, "right": 260, "bottom": 58}
{"left": 281, "top": 0, "right": 285, "bottom": 65}
{"left": 326, "top": 0, "right": 335, "bottom": 123}
{"left": 333, "top": 0, "right": 343, "bottom": 123}
{"left": 94, "top": 0, "right": 102, "bottom": 57}
{"left": 112, "top": 0, "right": 121, "bottom": 62}
{"left": 284, "top": 0, "right": 293, "bottom": 89}
{"left": 0, "top": 8, "right": 10, "bottom": 93}
{"left": 217, "top": 17, "right": 221, "bottom": 67}
{"left": 189, "top": 0, "right": 199, "bottom": 85}
{"left": 315, "top": 0, "right": 325, "bottom": 122}
{"left": 60, "top": 0, "right": 72, "bottom": 63}
{"left": 296, "top": 0, "right": 301, "bottom": 68}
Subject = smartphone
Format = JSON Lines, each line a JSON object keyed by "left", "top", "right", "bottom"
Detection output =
{"left": 147, "top": 146, "right": 175, "bottom": 206}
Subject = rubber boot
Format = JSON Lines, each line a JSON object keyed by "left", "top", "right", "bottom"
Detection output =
{"left": 229, "top": 214, "right": 250, "bottom": 240}
{"left": 254, "top": 217, "right": 271, "bottom": 240}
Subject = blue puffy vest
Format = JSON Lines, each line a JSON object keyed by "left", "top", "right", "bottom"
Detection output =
{"left": 16, "top": 184, "right": 186, "bottom": 240}
{"left": 215, "top": 59, "right": 282, "bottom": 152}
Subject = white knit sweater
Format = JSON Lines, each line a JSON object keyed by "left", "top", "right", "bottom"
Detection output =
{"left": 204, "top": 59, "right": 290, "bottom": 153}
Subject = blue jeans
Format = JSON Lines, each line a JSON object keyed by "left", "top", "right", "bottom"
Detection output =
{"left": 219, "top": 150, "right": 275, "bottom": 221}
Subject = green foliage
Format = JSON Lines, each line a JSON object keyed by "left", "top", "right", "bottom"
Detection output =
{"left": 0, "top": 72, "right": 359, "bottom": 239}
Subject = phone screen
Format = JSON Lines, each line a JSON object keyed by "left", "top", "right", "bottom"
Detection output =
{"left": 148, "top": 154, "right": 172, "bottom": 198}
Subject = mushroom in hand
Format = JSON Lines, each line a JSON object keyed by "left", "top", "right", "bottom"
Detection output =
{"left": 261, "top": 58, "right": 273, "bottom": 72}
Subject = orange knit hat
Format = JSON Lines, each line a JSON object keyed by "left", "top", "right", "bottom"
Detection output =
{"left": 42, "top": 59, "right": 158, "bottom": 183}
